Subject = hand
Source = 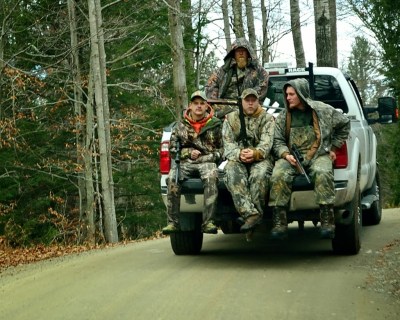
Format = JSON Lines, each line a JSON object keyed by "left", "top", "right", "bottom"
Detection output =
{"left": 285, "top": 154, "right": 297, "bottom": 166}
{"left": 190, "top": 149, "right": 201, "bottom": 160}
{"left": 240, "top": 148, "right": 254, "bottom": 163}
{"left": 329, "top": 150, "right": 336, "bottom": 162}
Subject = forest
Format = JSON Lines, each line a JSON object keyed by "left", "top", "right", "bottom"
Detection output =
{"left": 0, "top": 0, "right": 399, "bottom": 248}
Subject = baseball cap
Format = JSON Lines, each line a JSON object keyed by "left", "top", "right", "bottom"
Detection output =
{"left": 190, "top": 90, "right": 207, "bottom": 101}
{"left": 241, "top": 88, "right": 259, "bottom": 99}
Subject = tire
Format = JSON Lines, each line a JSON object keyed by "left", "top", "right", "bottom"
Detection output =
{"left": 362, "top": 167, "right": 382, "bottom": 226}
{"left": 332, "top": 178, "right": 362, "bottom": 255}
{"left": 219, "top": 220, "right": 241, "bottom": 234}
{"left": 170, "top": 230, "right": 203, "bottom": 255}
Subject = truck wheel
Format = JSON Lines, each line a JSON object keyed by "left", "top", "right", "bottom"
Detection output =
{"left": 219, "top": 220, "right": 241, "bottom": 234}
{"left": 332, "top": 179, "right": 362, "bottom": 255}
{"left": 170, "top": 230, "right": 203, "bottom": 255}
{"left": 362, "top": 167, "right": 382, "bottom": 226}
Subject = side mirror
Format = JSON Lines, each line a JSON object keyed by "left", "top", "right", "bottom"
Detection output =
{"left": 364, "top": 105, "right": 379, "bottom": 124}
{"left": 377, "top": 96, "right": 398, "bottom": 124}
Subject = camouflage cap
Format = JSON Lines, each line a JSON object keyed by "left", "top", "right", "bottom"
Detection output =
{"left": 241, "top": 88, "right": 259, "bottom": 99}
{"left": 190, "top": 90, "right": 207, "bottom": 101}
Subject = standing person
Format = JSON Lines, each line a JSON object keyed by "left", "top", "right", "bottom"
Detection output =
{"left": 205, "top": 38, "right": 270, "bottom": 118}
{"left": 222, "top": 88, "right": 275, "bottom": 232}
{"left": 162, "top": 91, "right": 223, "bottom": 235}
{"left": 269, "top": 78, "right": 350, "bottom": 240}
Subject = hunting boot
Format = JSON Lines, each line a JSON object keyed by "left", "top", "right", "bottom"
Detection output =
{"left": 270, "top": 206, "right": 288, "bottom": 240}
{"left": 320, "top": 204, "right": 335, "bottom": 239}
{"left": 240, "top": 213, "right": 262, "bottom": 233}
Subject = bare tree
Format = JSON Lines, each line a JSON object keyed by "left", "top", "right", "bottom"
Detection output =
{"left": 88, "top": 0, "right": 118, "bottom": 243}
{"left": 167, "top": 0, "right": 188, "bottom": 118}
{"left": 313, "top": 0, "right": 336, "bottom": 66}
{"left": 290, "top": 0, "right": 306, "bottom": 67}
{"left": 244, "top": 0, "right": 257, "bottom": 52}
{"left": 329, "top": 0, "right": 338, "bottom": 67}
{"left": 222, "top": 0, "right": 232, "bottom": 50}
{"left": 232, "top": 0, "right": 245, "bottom": 38}
{"left": 260, "top": 0, "right": 269, "bottom": 64}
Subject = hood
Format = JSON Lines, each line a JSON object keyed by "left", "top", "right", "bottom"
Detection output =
{"left": 283, "top": 78, "right": 313, "bottom": 109}
{"left": 223, "top": 37, "right": 257, "bottom": 62}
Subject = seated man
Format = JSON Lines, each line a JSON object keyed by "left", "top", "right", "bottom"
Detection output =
{"left": 222, "top": 88, "right": 275, "bottom": 232}
{"left": 162, "top": 91, "right": 223, "bottom": 234}
{"left": 269, "top": 78, "right": 350, "bottom": 240}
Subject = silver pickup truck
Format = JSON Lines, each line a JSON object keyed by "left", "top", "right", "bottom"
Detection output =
{"left": 159, "top": 65, "right": 385, "bottom": 255}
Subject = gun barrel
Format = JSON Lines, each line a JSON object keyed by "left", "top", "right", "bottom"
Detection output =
{"left": 291, "top": 144, "right": 311, "bottom": 184}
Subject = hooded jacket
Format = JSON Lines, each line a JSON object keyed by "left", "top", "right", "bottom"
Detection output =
{"left": 205, "top": 38, "right": 269, "bottom": 103}
{"left": 169, "top": 106, "right": 223, "bottom": 164}
{"left": 273, "top": 78, "right": 350, "bottom": 162}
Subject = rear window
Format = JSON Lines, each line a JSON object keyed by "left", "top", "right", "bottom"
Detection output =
{"left": 269, "top": 75, "right": 348, "bottom": 114}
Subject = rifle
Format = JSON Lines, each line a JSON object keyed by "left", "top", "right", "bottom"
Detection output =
{"left": 291, "top": 144, "right": 311, "bottom": 184}
{"left": 174, "top": 140, "right": 181, "bottom": 184}
{"left": 206, "top": 99, "right": 238, "bottom": 106}
{"left": 234, "top": 68, "right": 249, "bottom": 147}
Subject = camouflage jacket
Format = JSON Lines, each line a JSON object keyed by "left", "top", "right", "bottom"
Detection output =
{"left": 205, "top": 38, "right": 269, "bottom": 104}
{"left": 169, "top": 107, "right": 223, "bottom": 164}
{"left": 273, "top": 78, "right": 351, "bottom": 161}
{"left": 222, "top": 106, "right": 275, "bottom": 162}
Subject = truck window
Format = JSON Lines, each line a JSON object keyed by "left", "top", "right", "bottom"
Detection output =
{"left": 270, "top": 75, "right": 348, "bottom": 114}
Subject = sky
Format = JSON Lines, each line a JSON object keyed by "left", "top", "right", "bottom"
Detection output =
{"left": 205, "top": 2, "right": 367, "bottom": 70}
{"left": 274, "top": 14, "right": 365, "bottom": 68}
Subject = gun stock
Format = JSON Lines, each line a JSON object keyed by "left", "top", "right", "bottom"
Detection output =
{"left": 207, "top": 98, "right": 238, "bottom": 106}
{"left": 291, "top": 144, "right": 311, "bottom": 184}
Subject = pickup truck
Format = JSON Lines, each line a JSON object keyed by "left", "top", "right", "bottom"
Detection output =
{"left": 159, "top": 64, "right": 384, "bottom": 255}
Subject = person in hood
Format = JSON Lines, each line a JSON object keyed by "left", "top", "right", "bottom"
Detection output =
{"left": 222, "top": 88, "right": 275, "bottom": 233}
{"left": 268, "top": 78, "right": 350, "bottom": 240}
{"left": 162, "top": 91, "right": 223, "bottom": 235}
{"left": 205, "top": 38, "right": 270, "bottom": 118}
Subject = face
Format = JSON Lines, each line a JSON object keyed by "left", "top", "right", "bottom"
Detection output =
{"left": 189, "top": 98, "right": 209, "bottom": 120}
{"left": 234, "top": 47, "right": 249, "bottom": 69}
{"left": 285, "top": 86, "right": 304, "bottom": 110}
{"left": 242, "top": 95, "right": 259, "bottom": 115}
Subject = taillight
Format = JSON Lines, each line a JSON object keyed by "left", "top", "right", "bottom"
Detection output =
{"left": 334, "top": 142, "right": 348, "bottom": 169}
{"left": 395, "top": 108, "right": 399, "bottom": 120}
{"left": 159, "top": 141, "right": 171, "bottom": 174}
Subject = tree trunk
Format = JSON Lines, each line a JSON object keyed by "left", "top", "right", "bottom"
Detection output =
{"left": 313, "top": 0, "right": 335, "bottom": 67}
{"left": 67, "top": 0, "right": 95, "bottom": 244}
{"left": 88, "top": 0, "right": 118, "bottom": 243}
{"left": 290, "top": 0, "right": 306, "bottom": 68}
{"left": 260, "top": 0, "right": 269, "bottom": 65}
{"left": 245, "top": 0, "right": 257, "bottom": 54}
{"left": 232, "top": 0, "right": 245, "bottom": 38}
{"left": 167, "top": 0, "right": 188, "bottom": 119}
{"left": 329, "top": 0, "right": 338, "bottom": 67}
{"left": 222, "top": 0, "right": 231, "bottom": 51}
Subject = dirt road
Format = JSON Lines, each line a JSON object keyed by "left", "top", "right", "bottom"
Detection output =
{"left": 1, "top": 209, "right": 399, "bottom": 320}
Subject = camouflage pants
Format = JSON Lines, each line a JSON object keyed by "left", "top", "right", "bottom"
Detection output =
{"left": 269, "top": 154, "right": 334, "bottom": 207}
{"left": 224, "top": 160, "right": 273, "bottom": 219}
{"left": 166, "top": 162, "right": 218, "bottom": 227}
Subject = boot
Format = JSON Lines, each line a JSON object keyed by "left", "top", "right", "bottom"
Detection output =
{"left": 162, "top": 223, "right": 180, "bottom": 235}
{"left": 240, "top": 213, "right": 262, "bottom": 233}
{"left": 270, "top": 206, "right": 288, "bottom": 240}
{"left": 320, "top": 204, "right": 335, "bottom": 239}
